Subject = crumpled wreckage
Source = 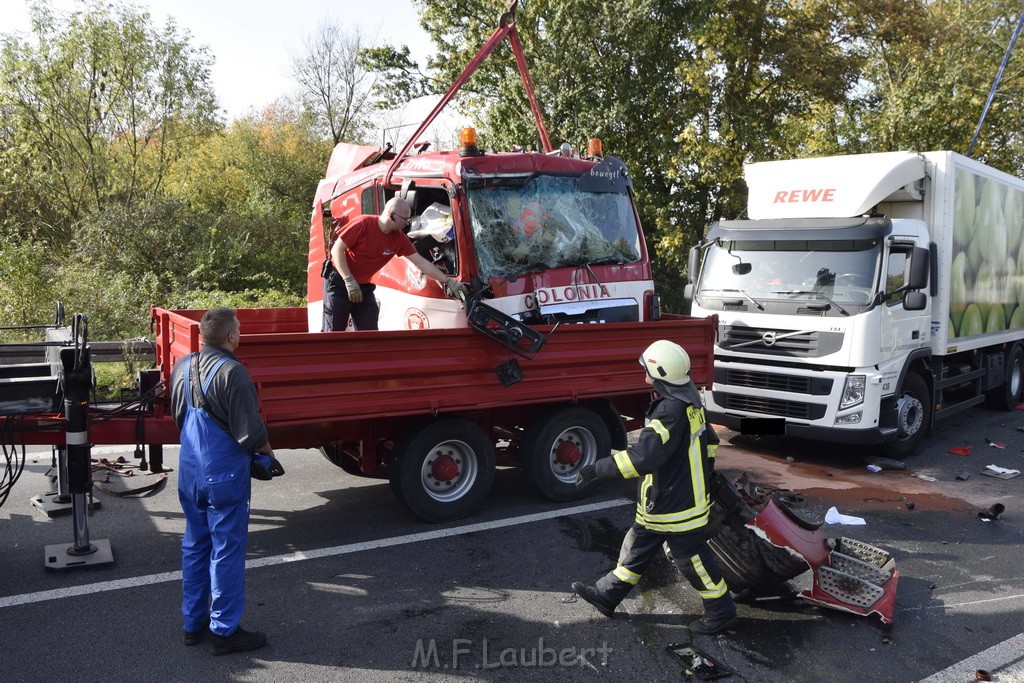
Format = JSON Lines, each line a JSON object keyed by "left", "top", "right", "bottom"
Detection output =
{"left": 707, "top": 471, "right": 899, "bottom": 624}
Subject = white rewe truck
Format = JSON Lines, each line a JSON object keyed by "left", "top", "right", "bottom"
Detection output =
{"left": 685, "top": 151, "right": 1024, "bottom": 456}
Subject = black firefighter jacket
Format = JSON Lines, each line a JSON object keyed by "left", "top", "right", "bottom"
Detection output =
{"left": 593, "top": 379, "right": 719, "bottom": 533}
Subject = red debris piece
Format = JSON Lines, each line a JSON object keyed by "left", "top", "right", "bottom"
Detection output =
{"left": 948, "top": 446, "right": 972, "bottom": 456}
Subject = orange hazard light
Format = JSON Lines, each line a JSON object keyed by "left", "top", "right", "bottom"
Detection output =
{"left": 587, "top": 137, "right": 602, "bottom": 158}
{"left": 460, "top": 127, "right": 477, "bottom": 147}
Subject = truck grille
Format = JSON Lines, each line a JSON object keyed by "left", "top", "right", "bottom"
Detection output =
{"left": 719, "top": 393, "right": 826, "bottom": 420}
{"left": 720, "top": 325, "right": 843, "bottom": 358}
{"left": 717, "top": 368, "right": 834, "bottom": 396}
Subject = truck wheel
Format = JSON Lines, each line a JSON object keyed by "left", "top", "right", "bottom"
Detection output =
{"left": 389, "top": 418, "right": 495, "bottom": 522}
{"left": 520, "top": 406, "right": 610, "bottom": 502}
{"left": 882, "top": 372, "right": 930, "bottom": 457}
{"left": 985, "top": 344, "right": 1024, "bottom": 411}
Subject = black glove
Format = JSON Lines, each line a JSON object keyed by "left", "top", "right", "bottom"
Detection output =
{"left": 251, "top": 453, "right": 285, "bottom": 480}
{"left": 575, "top": 464, "right": 598, "bottom": 488}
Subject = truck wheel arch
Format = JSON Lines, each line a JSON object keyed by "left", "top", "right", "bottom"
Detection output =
{"left": 881, "top": 358, "right": 933, "bottom": 458}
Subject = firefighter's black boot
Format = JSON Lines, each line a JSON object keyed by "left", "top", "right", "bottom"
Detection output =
{"left": 688, "top": 594, "right": 737, "bottom": 635}
{"left": 571, "top": 581, "right": 618, "bottom": 618}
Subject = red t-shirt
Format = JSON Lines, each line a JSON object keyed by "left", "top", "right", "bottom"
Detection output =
{"left": 335, "top": 214, "right": 415, "bottom": 283}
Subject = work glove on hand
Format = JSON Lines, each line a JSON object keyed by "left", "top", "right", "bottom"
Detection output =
{"left": 251, "top": 453, "right": 285, "bottom": 480}
{"left": 343, "top": 276, "right": 363, "bottom": 303}
{"left": 443, "top": 277, "right": 469, "bottom": 304}
{"left": 575, "top": 464, "right": 598, "bottom": 488}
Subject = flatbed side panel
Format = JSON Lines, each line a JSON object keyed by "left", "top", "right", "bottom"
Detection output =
{"left": 152, "top": 308, "right": 717, "bottom": 445}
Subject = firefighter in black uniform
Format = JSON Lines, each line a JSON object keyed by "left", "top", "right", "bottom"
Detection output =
{"left": 571, "top": 339, "right": 737, "bottom": 635}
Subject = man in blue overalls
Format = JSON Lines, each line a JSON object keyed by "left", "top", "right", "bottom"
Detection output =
{"left": 171, "top": 308, "right": 276, "bottom": 655}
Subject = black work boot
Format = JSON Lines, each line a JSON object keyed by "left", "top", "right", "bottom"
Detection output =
{"left": 183, "top": 626, "right": 208, "bottom": 646}
{"left": 688, "top": 594, "right": 738, "bottom": 635}
{"left": 571, "top": 581, "right": 617, "bottom": 618}
{"left": 210, "top": 626, "right": 267, "bottom": 655}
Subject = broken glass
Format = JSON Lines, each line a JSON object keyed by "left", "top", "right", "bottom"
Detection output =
{"left": 466, "top": 174, "right": 642, "bottom": 279}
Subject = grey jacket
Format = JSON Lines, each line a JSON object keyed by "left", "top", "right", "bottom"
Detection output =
{"left": 170, "top": 345, "right": 268, "bottom": 451}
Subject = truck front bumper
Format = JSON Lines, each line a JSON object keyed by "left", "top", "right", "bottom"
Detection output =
{"left": 707, "top": 411, "right": 889, "bottom": 445}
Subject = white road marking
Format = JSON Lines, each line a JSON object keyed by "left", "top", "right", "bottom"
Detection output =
{"left": 0, "top": 498, "right": 631, "bottom": 609}
{"left": 920, "top": 632, "right": 1024, "bottom": 682}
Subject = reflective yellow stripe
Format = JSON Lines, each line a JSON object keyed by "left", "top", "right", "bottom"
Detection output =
{"left": 638, "top": 512, "right": 710, "bottom": 533}
{"left": 648, "top": 419, "right": 670, "bottom": 444}
{"left": 686, "top": 404, "right": 705, "bottom": 440}
{"left": 690, "top": 554, "right": 728, "bottom": 599}
{"left": 613, "top": 450, "right": 640, "bottom": 479}
{"left": 613, "top": 565, "right": 641, "bottom": 585}
{"left": 708, "top": 444, "right": 717, "bottom": 460}
{"left": 640, "top": 500, "right": 710, "bottom": 524}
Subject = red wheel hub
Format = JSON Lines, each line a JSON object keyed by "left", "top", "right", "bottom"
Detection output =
{"left": 431, "top": 454, "right": 460, "bottom": 481}
{"left": 554, "top": 439, "right": 582, "bottom": 466}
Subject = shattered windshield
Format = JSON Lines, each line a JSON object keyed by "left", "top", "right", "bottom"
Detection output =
{"left": 697, "top": 239, "right": 882, "bottom": 307}
{"left": 466, "top": 174, "right": 642, "bottom": 279}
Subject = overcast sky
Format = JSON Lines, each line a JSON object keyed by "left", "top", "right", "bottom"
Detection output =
{"left": 0, "top": 0, "right": 437, "bottom": 121}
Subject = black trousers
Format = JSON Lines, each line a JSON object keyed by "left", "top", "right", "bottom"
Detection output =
{"left": 322, "top": 268, "right": 379, "bottom": 331}
{"left": 595, "top": 523, "right": 730, "bottom": 606}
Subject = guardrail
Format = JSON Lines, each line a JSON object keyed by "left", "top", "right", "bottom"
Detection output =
{"left": 0, "top": 339, "right": 156, "bottom": 365}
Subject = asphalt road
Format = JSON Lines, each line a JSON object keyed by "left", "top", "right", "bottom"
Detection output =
{"left": 2, "top": 402, "right": 1023, "bottom": 682}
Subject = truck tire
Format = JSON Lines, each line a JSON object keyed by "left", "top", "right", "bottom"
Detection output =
{"left": 520, "top": 406, "right": 610, "bottom": 502}
{"left": 882, "top": 372, "right": 930, "bottom": 458}
{"left": 985, "top": 344, "right": 1024, "bottom": 411}
{"left": 389, "top": 418, "right": 496, "bottom": 522}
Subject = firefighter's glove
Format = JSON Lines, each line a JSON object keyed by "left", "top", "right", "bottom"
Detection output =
{"left": 251, "top": 453, "right": 285, "bottom": 480}
{"left": 343, "top": 276, "right": 363, "bottom": 304}
{"left": 575, "top": 464, "right": 598, "bottom": 489}
{"left": 443, "top": 277, "right": 469, "bottom": 304}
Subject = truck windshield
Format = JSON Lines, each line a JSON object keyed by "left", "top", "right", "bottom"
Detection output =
{"left": 697, "top": 239, "right": 881, "bottom": 308}
{"left": 466, "top": 174, "right": 642, "bottom": 279}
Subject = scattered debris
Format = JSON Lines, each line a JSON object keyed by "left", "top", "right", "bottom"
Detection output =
{"left": 824, "top": 506, "right": 866, "bottom": 525}
{"left": 980, "top": 465, "right": 1021, "bottom": 480}
{"left": 956, "top": 470, "right": 972, "bottom": 481}
{"left": 949, "top": 446, "right": 972, "bottom": 456}
{"left": 867, "top": 464, "right": 882, "bottom": 473}
{"left": 667, "top": 643, "right": 731, "bottom": 680}
{"left": 978, "top": 503, "right": 1005, "bottom": 521}
{"left": 903, "top": 499, "right": 916, "bottom": 510}
{"left": 866, "top": 456, "right": 907, "bottom": 470}
{"left": 913, "top": 473, "right": 937, "bottom": 482}
{"left": 785, "top": 456, "right": 795, "bottom": 462}
{"left": 984, "top": 437, "right": 1007, "bottom": 449}
{"left": 976, "top": 669, "right": 992, "bottom": 681}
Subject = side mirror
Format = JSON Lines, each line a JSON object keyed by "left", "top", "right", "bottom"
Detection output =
{"left": 908, "top": 247, "right": 929, "bottom": 290}
{"left": 684, "top": 283, "right": 695, "bottom": 300}
{"left": 903, "top": 291, "right": 927, "bottom": 311}
{"left": 687, "top": 247, "right": 699, "bottom": 285}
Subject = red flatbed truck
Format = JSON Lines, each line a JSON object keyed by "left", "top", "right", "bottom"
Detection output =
{"left": 150, "top": 306, "right": 716, "bottom": 521}
{"left": 4, "top": 1, "right": 718, "bottom": 522}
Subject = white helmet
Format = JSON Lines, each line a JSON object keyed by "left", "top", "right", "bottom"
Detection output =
{"left": 640, "top": 340, "right": 691, "bottom": 385}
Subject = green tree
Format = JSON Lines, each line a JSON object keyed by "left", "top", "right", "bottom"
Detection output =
{"left": 0, "top": 0, "right": 219, "bottom": 246}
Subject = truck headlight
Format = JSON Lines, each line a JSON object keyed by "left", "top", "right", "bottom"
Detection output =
{"left": 840, "top": 375, "right": 866, "bottom": 409}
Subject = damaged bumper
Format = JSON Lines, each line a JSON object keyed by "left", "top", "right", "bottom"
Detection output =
{"left": 708, "top": 472, "right": 899, "bottom": 624}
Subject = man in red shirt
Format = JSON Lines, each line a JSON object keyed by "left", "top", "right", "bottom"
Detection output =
{"left": 322, "top": 197, "right": 468, "bottom": 331}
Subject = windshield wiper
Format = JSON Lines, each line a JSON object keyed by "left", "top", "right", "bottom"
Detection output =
{"left": 705, "top": 288, "right": 764, "bottom": 311}
{"left": 771, "top": 290, "right": 849, "bottom": 316}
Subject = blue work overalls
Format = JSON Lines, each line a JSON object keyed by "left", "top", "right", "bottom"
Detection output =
{"left": 177, "top": 353, "right": 252, "bottom": 637}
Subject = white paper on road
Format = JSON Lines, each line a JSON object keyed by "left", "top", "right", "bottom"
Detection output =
{"left": 824, "top": 506, "right": 866, "bottom": 525}
{"left": 985, "top": 464, "right": 1021, "bottom": 475}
